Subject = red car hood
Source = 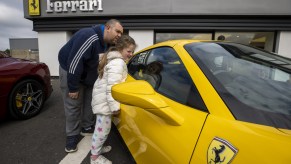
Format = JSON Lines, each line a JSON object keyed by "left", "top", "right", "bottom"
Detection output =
{"left": 0, "top": 57, "right": 39, "bottom": 71}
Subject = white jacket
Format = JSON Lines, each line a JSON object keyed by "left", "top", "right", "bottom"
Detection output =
{"left": 91, "top": 51, "right": 127, "bottom": 115}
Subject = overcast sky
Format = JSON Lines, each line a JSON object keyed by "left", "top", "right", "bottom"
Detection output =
{"left": 0, "top": 0, "right": 37, "bottom": 51}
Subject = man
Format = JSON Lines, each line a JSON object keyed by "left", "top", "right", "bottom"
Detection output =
{"left": 58, "top": 19, "right": 123, "bottom": 153}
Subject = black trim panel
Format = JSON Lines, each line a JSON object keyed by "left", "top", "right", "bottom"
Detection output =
{"left": 30, "top": 15, "right": 291, "bottom": 31}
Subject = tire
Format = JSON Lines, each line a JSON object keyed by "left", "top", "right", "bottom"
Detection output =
{"left": 8, "top": 79, "right": 45, "bottom": 119}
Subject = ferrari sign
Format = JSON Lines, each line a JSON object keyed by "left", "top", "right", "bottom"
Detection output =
{"left": 28, "top": 0, "right": 40, "bottom": 16}
{"left": 207, "top": 137, "right": 238, "bottom": 164}
{"left": 46, "top": 0, "right": 103, "bottom": 13}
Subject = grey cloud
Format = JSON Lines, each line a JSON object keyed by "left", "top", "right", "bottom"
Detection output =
{"left": 0, "top": 0, "right": 36, "bottom": 50}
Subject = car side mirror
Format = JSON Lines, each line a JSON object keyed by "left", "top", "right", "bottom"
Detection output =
{"left": 112, "top": 80, "right": 184, "bottom": 126}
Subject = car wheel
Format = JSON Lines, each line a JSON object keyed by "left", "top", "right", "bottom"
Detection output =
{"left": 9, "top": 79, "right": 45, "bottom": 119}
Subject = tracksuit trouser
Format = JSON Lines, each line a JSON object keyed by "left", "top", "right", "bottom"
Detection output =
{"left": 59, "top": 65, "right": 95, "bottom": 136}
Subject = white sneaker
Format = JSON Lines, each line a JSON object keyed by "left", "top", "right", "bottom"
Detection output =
{"left": 101, "top": 146, "right": 112, "bottom": 154}
{"left": 91, "top": 155, "right": 112, "bottom": 164}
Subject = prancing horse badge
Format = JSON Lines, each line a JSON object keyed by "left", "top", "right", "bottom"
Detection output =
{"left": 207, "top": 137, "right": 238, "bottom": 164}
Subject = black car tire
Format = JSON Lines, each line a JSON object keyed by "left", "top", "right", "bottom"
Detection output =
{"left": 8, "top": 79, "right": 45, "bottom": 119}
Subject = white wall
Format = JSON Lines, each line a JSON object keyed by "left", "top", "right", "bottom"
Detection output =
{"left": 38, "top": 31, "right": 71, "bottom": 76}
{"left": 129, "top": 30, "right": 154, "bottom": 52}
{"left": 38, "top": 30, "right": 154, "bottom": 76}
{"left": 277, "top": 31, "right": 291, "bottom": 59}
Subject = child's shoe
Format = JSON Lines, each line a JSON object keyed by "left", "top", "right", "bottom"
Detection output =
{"left": 91, "top": 155, "right": 112, "bottom": 164}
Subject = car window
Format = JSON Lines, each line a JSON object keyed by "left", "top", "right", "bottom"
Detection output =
{"left": 128, "top": 47, "right": 207, "bottom": 111}
{"left": 185, "top": 42, "right": 291, "bottom": 129}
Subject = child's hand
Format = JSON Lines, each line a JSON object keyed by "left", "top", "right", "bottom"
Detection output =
{"left": 112, "top": 110, "right": 120, "bottom": 115}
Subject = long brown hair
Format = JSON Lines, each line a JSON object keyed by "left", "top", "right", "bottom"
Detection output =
{"left": 98, "top": 35, "right": 136, "bottom": 78}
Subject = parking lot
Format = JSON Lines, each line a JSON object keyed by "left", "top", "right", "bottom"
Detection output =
{"left": 0, "top": 78, "right": 134, "bottom": 164}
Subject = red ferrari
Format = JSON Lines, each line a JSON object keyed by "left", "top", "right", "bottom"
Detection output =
{"left": 0, "top": 53, "right": 53, "bottom": 119}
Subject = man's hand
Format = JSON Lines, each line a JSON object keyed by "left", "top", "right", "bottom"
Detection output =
{"left": 68, "top": 92, "right": 79, "bottom": 99}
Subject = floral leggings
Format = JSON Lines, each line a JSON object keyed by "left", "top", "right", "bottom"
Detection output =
{"left": 91, "top": 114, "right": 112, "bottom": 155}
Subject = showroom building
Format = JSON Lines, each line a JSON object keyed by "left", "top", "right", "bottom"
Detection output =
{"left": 24, "top": 0, "right": 291, "bottom": 76}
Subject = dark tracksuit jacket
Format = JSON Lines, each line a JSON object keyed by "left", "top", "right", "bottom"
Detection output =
{"left": 58, "top": 25, "right": 106, "bottom": 92}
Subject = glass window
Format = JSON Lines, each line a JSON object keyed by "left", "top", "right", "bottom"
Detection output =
{"left": 128, "top": 47, "right": 207, "bottom": 111}
{"left": 185, "top": 42, "right": 291, "bottom": 129}
{"left": 156, "top": 33, "right": 212, "bottom": 43}
{"left": 155, "top": 32, "right": 275, "bottom": 52}
{"left": 215, "top": 32, "right": 275, "bottom": 52}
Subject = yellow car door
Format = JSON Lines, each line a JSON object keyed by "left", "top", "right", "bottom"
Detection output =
{"left": 112, "top": 45, "right": 209, "bottom": 163}
{"left": 113, "top": 79, "right": 208, "bottom": 164}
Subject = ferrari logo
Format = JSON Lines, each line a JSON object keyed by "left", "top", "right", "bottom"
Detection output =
{"left": 208, "top": 137, "right": 238, "bottom": 164}
{"left": 28, "top": 0, "right": 40, "bottom": 16}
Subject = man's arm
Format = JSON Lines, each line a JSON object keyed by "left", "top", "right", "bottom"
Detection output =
{"left": 66, "top": 32, "right": 98, "bottom": 92}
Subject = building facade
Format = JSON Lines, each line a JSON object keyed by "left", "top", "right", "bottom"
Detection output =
{"left": 23, "top": 0, "right": 291, "bottom": 76}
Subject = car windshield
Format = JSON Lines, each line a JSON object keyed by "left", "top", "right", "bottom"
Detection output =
{"left": 185, "top": 42, "right": 291, "bottom": 129}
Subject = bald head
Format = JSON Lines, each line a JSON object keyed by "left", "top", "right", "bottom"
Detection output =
{"left": 103, "top": 19, "right": 123, "bottom": 45}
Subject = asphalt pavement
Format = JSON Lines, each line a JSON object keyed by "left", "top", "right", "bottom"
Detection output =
{"left": 0, "top": 78, "right": 135, "bottom": 164}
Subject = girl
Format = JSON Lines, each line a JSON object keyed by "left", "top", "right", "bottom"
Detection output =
{"left": 90, "top": 35, "right": 136, "bottom": 164}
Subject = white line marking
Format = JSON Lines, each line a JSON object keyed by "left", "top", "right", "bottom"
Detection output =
{"left": 59, "top": 136, "right": 91, "bottom": 164}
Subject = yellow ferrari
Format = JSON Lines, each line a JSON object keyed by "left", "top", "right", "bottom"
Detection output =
{"left": 112, "top": 40, "right": 291, "bottom": 164}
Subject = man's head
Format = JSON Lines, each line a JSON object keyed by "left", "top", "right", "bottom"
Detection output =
{"left": 217, "top": 35, "right": 225, "bottom": 41}
{"left": 103, "top": 19, "right": 123, "bottom": 45}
